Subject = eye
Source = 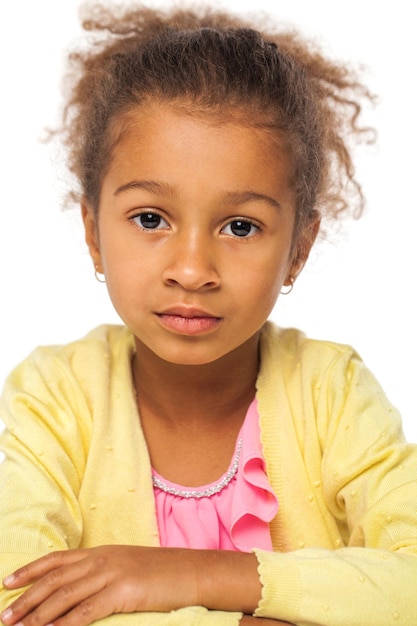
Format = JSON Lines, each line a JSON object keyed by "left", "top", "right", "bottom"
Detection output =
{"left": 222, "top": 219, "right": 259, "bottom": 238}
{"left": 131, "top": 212, "right": 169, "bottom": 230}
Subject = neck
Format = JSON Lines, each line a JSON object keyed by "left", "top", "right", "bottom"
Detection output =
{"left": 132, "top": 332, "right": 260, "bottom": 428}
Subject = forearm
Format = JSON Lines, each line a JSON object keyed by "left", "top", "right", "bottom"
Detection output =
{"left": 1, "top": 546, "right": 263, "bottom": 625}
{"left": 196, "top": 550, "right": 262, "bottom": 614}
{"left": 195, "top": 551, "right": 294, "bottom": 624}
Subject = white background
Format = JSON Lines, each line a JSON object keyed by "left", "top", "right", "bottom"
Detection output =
{"left": 0, "top": 0, "right": 415, "bottom": 441}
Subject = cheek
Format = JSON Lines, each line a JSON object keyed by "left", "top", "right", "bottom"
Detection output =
{"left": 98, "top": 229, "right": 134, "bottom": 275}
{"left": 253, "top": 247, "right": 292, "bottom": 293}
{"left": 258, "top": 275, "right": 283, "bottom": 310}
{"left": 238, "top": 260, "right": 287, "bottom": 319}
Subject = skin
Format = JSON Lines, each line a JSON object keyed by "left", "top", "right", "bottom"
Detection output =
{"left": 1, "top": 102, "right": 318, "bottom": 626}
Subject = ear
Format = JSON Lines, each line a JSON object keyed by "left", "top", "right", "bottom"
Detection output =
{"left": 285, "top": 211, "right": 321, "bottom": 285}
{"left": 81, "top": 199, "right": 103, "bottom": 274}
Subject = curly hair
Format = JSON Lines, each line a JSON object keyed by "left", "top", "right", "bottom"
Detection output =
{"left": 58, "top": 2, "right": 375, "bottom": 243}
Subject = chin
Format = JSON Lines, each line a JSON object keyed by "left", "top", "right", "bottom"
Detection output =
{"left": 160, "top": 350, "right": 225, "bottom": 367}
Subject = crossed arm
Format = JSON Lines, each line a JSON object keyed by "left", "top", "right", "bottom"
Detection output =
{"left": 1, "top": 546, "right": 292, "bottom": 626}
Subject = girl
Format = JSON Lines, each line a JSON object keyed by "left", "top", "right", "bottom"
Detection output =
{"left": 1, "top": 3, "right": 416, "bottom": 626}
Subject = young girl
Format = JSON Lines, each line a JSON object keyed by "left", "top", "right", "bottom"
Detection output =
{"left": 1, "top": 3, "right": 416, "bottom": 626}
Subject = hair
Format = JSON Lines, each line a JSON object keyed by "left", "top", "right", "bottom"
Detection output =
{"left": 57, "top": 2, "right": 376, "bottom": 246}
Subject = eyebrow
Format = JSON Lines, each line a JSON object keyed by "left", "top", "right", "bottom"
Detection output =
{"left": 221, "top": 190, "right": 282, "bottom": 212}
{"left": 114, "top": 179, "right": 282, "bottom": 211}
{"left": 114, "top": 179, "right": 176, "bottom": 197}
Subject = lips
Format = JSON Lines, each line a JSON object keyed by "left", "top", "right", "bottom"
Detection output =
{"left": 158, "top": 306, "right": 219, "bottom": 318}
{"left": 156, "top": 306, "right": 222, "bottom": 335}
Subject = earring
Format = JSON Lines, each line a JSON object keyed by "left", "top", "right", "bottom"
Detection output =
{"left": 280, "top": 276, "right": 294, "bottom": 295}
{"left": 94, "top": 264, "right": 106, "bottom": 283}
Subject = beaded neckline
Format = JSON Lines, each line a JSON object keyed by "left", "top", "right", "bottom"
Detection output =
{"left": 152, "top": 439, "right": 243, "bottom": 499}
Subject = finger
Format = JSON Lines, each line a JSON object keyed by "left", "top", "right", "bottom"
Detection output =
{"left": 3, "top": 551, "right": 87, "bottom": 588}
{"left": 1, "top": 570, "right": 107, "bottom": 626}
{"left": 1, "top": 554, "right": 97, "bottom": 625}
{"left": 51, "top": 588, "right": 121, "bottom": 626}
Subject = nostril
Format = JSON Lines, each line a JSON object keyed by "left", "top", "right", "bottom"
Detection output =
{"left": 162, "top": 254, "right": 220, "bottom": 291}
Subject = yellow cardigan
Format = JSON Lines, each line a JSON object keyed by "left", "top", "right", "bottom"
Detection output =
{"left": 1, "top": 322, "right": 417, "bottom": 625}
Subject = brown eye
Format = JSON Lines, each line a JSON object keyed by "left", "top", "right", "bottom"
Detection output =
{"left": 223, "top": 220, "right": 258, "bottom": 237}
{"left": 132, "top": 212, "right": 168, "bottom": 230}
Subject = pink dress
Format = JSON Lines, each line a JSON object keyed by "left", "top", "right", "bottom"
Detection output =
{"left": 152, "top": 399, "right": 278, "bottom": 552}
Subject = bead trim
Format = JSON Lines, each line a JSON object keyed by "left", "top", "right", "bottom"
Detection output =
{"left": 152, "top": 439, "right": 243, "bottom": 499}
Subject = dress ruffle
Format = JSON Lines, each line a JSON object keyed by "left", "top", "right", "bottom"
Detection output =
{"left": 153, "top": 399, "right": 278, "bottom": 552}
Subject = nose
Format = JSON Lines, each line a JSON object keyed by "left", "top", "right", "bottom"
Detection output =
{"left": 162, "top": 230, "right": 220, "bottom": 292}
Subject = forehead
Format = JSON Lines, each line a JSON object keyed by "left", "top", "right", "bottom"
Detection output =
{"left": 104, "top": 102, "right": 295, "bottom": 200}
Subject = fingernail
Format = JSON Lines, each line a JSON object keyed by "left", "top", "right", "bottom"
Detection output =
{"left": 2, "top": 575, "right": 15, "bottom": 586}
{"left": 0, "top": 608, "right": 13, "bottom": 622}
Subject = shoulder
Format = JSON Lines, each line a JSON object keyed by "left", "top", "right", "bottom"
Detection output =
{"left": 259, "top": 322, "right": 392, "bottom": 411}
{"left": 7, "top": 324, "right": 133, "bottom": 376}
{"left": 30, "top": 324, "right": 133, "bottom": 362}
{"left": 257, "top": 322, "right": 404, "bottom": 443}
{"left": 257, "top": 321, "right": 388, "bottom": 425}
{"left": 1, "top": 325, "right": 135, "bottom": 417}
{"left": 259, "top": 321, "right": 360, "bottom": 378}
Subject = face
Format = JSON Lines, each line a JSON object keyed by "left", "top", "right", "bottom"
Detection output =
{"left": 83, "top": 103, "right": 305, "bottom": 366}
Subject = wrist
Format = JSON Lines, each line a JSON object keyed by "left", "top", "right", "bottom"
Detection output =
{"left": 195, "top": 550, "right": 262, "bottom": 613}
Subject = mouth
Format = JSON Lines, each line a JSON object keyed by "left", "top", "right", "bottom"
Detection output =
{"left": 155, "top": 306, "right": 222, "bottom": 335}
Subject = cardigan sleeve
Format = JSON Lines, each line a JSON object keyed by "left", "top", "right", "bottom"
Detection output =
{"left": 253, "top": 343, "right": 417, "bottom": 625}
{"left": 0, "top": 349, "right": 242, "bottom": 626}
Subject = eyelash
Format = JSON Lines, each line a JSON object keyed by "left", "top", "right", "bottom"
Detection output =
{"left": 222, "top": 219, "right": 260, "bottom": 238}
{"left": 129, "top": 211, "right": 261, "bottom": 238}
{"left": 131, "top": 212, "right": 169, "bottom": 231}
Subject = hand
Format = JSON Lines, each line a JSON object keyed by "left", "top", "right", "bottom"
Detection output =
{"left": 1, "top": 546, "right": 262, "bottom": 626}
{"left": 1, "top": 545, "right": 201, "bottom": 626}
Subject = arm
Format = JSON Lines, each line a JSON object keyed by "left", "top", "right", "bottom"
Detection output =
{"left": 0, "top": 455, "right": 249, "bottom": 626}
{"left": 0, "top": 351, "right": 246, "bottom": 626}
{"left": 252, "top": 346, "right": 417, "bottom": 625}
{"left": 1, "top": 548, "right": 259, "bottom": 623}
{"left": 0, "top": 344, "right": 288, "bottom": 625}
{"left": 0, "top": 548, "right": 293, "bottom": 625}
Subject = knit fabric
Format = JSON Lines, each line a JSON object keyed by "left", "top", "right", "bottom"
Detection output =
{"left": 1, "top": 322, "right": 416, "bottom": 625}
